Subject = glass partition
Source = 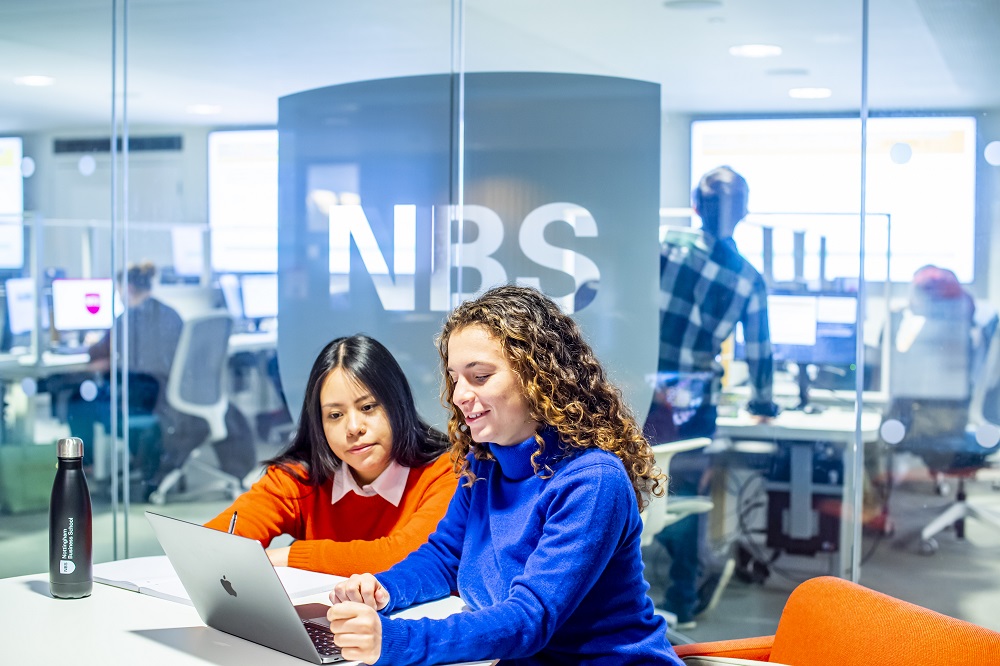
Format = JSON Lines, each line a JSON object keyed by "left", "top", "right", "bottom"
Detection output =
{"left": 0, "top": 0, "right": 455, "bottom": 577}
{"left": 863, "top": 0, "right": 1000, "bottom": 631}
{"left": 2, "top": 0, "right": 997, "bottom": 648}
{"left": 0, "top": 1, "right": 117, "bottom": 576}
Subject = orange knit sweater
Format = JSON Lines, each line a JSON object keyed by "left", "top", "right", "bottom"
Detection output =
{"left": 204, "top": 454, "right": 457, "bottom": 576}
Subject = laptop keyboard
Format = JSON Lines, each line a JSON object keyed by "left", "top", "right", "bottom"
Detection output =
{"left": 303, "top": 619, "right": 345, "bottom": 661}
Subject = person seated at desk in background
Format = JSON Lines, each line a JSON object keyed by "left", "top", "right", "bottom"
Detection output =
{"left": 64, "top": 261, "right": 183, "bottom": 480}
{"left": 204, "top": 334, "right": 457, "bottom": 576}
{"left": 880, "top": 265, "right": 982, "bottom": 493}
{"left": 645, "top": 165, "right": 779, "bottom": 629}
{"left": 324, "top": 286, "right": 681, "bottom": 665}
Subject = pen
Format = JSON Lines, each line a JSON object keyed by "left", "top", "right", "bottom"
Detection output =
{"left": 228, "top": 511, "right": 238, "bottom": 535}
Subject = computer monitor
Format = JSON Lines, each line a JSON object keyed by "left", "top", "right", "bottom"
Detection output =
{"left": 0, "top": 276, "right": 47, "bottom": 352}
{"left": 735, "top": 291, "right": 858, "bottom": 411}
{"left": 239, "top": 273, "right": 278, "bottom": 322}
{"left": 218, "top": 273, "right": 244, "bottom": 319}
{"left": 51, "top": 278, "right": 122, "bottom": 332}
{"left": 158, "top": 266, "right": 201, "bottom": 286}
{"left": 766, "top": 292, "right": 858, "bottom": 366}
{"left": 170, "top": 226, "right": 205, "bottom": 279}
{"left": 5, "top": 277, "right": 38, "bottom": 336}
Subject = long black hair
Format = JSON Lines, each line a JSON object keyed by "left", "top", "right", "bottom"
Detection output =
{"left": 266, "top": 334, "right": 449, "bottom": 486}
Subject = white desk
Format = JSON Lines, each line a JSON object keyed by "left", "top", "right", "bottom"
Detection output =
{"left": 0, "top": 350, "right": 92, "bottom": 381}
{"left": 0, "top": 352, "right": 93, "bottom": 445}
{"left": 229, "top": 330, "right": 278, "bottom": 355}
{"left": 714, "top": 408, "right": 883, "bottom": 578}
{"left": 721, "top": 384, "right": 889, "bottom": 411}
{"left": 0, "top": 333, "right": 275, "bottom": 445}
{"left": 1, "top": 572, "right": 495, "bottom": 665}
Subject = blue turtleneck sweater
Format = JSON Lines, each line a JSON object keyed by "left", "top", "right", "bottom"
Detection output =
{"left": 374, "top": 430, "right": 681, "bottom": 665}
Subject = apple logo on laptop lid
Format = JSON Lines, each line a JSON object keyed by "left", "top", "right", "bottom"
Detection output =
{"left": 220, "top": 575, "right": 237, "bottom": 597}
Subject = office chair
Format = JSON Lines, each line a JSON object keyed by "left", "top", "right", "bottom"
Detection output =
{"left": 640, "top": 437, "right": 715, "bottom": 549}
{"left": 673, "top": 575, "right": 1000, "bottom": 666}
{"left": 911, "top": 317, "right": 1000, "bottom": 553}
{"left": 885, "top": 300, "right": 1000, "bottom": 554}
{"left": 640, "top": 436, "right": 714, "bottom": 643}
{"left": 147, "top": 311, "right": 254, "bottom": 505}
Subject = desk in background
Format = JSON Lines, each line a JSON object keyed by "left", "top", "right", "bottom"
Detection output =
{"left": 2, "top": 572, "right": 496, "bottom": 665}
{"left": 721, "top": 382, "right": 889, "bottom": 412}
{"left": 713, "top": 408, "right": 883, "bottom": 578}
{"left": 0, "top": 350, "right": 92, "bottom": 380}
{"left": 228, "top": 329, "right": 277, "bottom": 355}
{"left": 0, "top": 351, "right": 93, "bottom": 444}
{"left": 0, "top": 327, "right": 279, "bottom": 446}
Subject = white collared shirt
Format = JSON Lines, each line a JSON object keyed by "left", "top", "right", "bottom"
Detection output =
{"left": 330, "top": 460, "right": 410, "bottom": 508}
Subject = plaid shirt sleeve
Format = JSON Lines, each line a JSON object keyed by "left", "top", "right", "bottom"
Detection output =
{"left": 741, "top": 275, "right": 778, "bottom": 416}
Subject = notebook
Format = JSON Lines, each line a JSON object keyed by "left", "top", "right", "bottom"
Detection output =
{"left": 145, "top": 511, "right": 351, "bottom": 664}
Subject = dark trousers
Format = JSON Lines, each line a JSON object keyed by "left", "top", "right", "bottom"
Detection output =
{"left": 62, "top": 373, "right": 160, "bottom": 477}
{"left": 644, "top": 400, "right": 717, "bottom": 619}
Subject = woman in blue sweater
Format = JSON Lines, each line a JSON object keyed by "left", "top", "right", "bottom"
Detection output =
{"left": 327, "top": 285, "right": 683, "bottom": 665}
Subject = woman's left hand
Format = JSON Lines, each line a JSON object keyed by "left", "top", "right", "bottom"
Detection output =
{"left": 327, "top": 601, "right": 383, "bottom": 664}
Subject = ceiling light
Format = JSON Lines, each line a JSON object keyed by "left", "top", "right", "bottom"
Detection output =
{"left": 767, "top": 68, "right": 810, "bottom": 77}
{"left": 186, "top": 104, "right": 222, "bottom": 115}
{"left": 14, "top": 75, "right": 54, "bottom": 87}
{"left": 729, "top": 44, "right": 783, "bottom": 58}
{"left": 662, "top": 0, "right": 723, "bottom": 9}
{"left": 788, "top": 87, "right": 832, "bottom": 99}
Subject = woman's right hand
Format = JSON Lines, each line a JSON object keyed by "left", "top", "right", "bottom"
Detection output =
{"left": 331, "top": 573, "right": 390, "bottom": 611}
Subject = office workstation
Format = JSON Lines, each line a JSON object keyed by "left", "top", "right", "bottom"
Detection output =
{"left": 701, "top": 270, "right": 999, "bottom": 572}
{"left": 3, "top": 3, "right": 1000, "bottom": 663}
{"left": 0, "top": 265, "right": 283, "bottom": 515}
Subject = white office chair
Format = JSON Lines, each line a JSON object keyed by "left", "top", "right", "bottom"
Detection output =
{"left": 148, "top": 312, "right": 250, "bottom": 504}
{"left": 641, "top": 437, "right": 715, "bottom": 548}
{"left": 640, "top": 437, "right": 714, "bottom": 641}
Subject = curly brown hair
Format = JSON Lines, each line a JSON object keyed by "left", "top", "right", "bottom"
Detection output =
{"left": 437, "top": 284, "right": 665, "bottom": 510}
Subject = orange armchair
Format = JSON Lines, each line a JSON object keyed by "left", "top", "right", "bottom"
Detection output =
{"left": 673, "top": 576, "right": 1000, "bottom": 666}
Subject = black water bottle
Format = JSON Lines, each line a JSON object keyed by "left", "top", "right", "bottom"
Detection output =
{"left": 49, "top": 436, "right": 93, "bottom": 599}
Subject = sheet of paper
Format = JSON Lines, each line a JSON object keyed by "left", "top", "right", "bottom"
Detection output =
{"left": 94, "top": 554, "right": 344, "bottom": 605}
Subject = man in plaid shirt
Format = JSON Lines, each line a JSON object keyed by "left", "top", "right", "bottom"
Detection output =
{"left": 646, "top": 165, "right": 779, "bottom": 629}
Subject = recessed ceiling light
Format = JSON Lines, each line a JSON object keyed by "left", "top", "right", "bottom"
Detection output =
{"left": 729, "top": 44, "right": 783, "bottom": 58}
{"left": 767, "top": 68, "right": 810, "bottom": 77}
{"left": 788, "top": 87, "right": 832, "bottom": 99}
{"left": 662, "top": 0, "right": 723, "bottom": 9}
{"left": 14, "top": 75, "right": 54, "bottom": 87}
{"left": 186, "top": 104, "right": 222, "bottom": 115}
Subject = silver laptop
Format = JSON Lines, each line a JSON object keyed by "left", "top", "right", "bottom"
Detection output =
{"left": 146, "top": 511, "right": 348, "bottom": 664}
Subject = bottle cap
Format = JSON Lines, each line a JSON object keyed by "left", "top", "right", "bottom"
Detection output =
{"left": 57, "top": 437, "right": 84, "bottom": 459}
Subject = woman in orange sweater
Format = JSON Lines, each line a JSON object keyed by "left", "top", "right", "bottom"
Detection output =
{"left": 205, "top": 334, "right": 456, "bottom": 576}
